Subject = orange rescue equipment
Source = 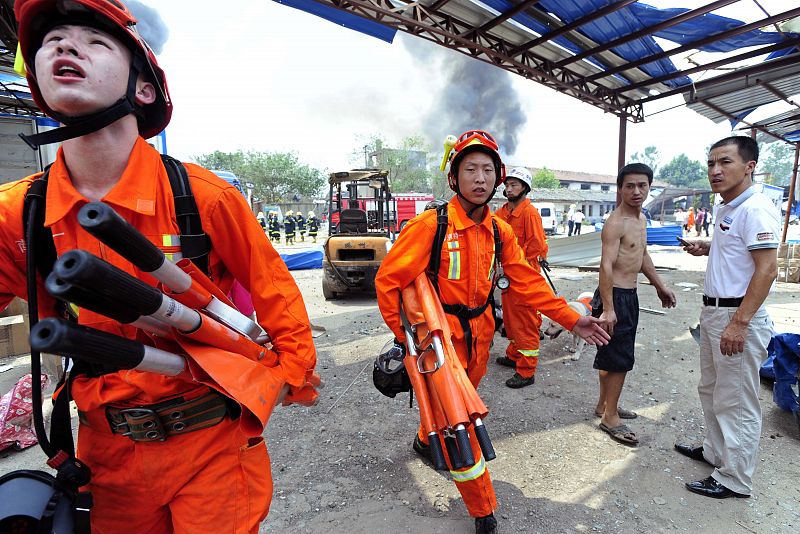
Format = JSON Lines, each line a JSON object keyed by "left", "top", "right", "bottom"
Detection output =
{"left": 400, "top": 273, "right": 496, "bottom": 471}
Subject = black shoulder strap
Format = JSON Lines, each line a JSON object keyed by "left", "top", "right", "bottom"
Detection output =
{"left": 22, "top": 168, "right": 58, "bottom": 283}
{"left": 491, "top": 215, "right": 502, "bottom": 268}
{"left": 161, "top": 154, "right": 211, "bottom": 275}
{"left": 427, "top": 203, "right": 449, "bottom": 292}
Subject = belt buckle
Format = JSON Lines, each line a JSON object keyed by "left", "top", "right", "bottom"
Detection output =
{"left": 117, "top": 407, "right": 167, "bottom": 442}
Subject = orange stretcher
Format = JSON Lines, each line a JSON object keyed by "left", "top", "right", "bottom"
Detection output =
{"left": 400, "top": 273, "right": 496, "bottom": 471}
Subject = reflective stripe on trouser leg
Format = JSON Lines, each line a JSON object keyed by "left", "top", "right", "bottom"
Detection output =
{"left": 451, "top": 456, "right": 486, "bottom": 482}
{"left": 501, "top": 288, "right": 541, "bottom": 374}
{"left": 447, "top": 429, "right": 496, "bottom": 518}
{"left": 513, "top": 348, "right": 539, "bottom": 378}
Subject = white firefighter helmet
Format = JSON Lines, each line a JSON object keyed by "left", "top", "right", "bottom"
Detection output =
{"left": 505, "top": 167, "right": 532, "bottom": 193}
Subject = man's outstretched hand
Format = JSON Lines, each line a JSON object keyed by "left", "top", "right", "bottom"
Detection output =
{"left": 573, "top": 316, "right": 611, "bottom": 346}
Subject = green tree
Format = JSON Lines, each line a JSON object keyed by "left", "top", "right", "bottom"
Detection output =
{"left": 193, "top": 150, "right": 325, "bottom": 203}
{"left": 630, "top": 145, "right": 661, "bottom": 175}
{"left": 352, "top": 135, "right": 436, "bottom": 193}
{"left": 758, "top": 142, "right": 795, "bottom": 186}
{"left": 657, "top": 154, "right": 707, "bottom": 188}
{"left": 531, "top": 167, "right": 560, "bottom": 189}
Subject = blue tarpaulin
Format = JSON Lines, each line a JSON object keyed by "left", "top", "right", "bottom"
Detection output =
{"left": 762, "top": 334, "right": 800, "bottom": 414}
{"left": 280, "top": 246, "right": 323, "bottom": 270}
{"left": 646, "top": 225, "right": 683, "bottom": 246}
{"left": 273, "top": 0, "right": 396, "bottom": 44}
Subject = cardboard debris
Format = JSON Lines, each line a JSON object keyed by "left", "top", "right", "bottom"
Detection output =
{"left": 0, "top": 315, "right": 31, "bottom": 359}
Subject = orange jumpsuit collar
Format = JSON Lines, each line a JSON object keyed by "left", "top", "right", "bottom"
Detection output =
{"left": 44, "top": 138, "right": 160, "bottom": 227}
{"left": 451, "top": 197, "right": 493, "bottom": 232}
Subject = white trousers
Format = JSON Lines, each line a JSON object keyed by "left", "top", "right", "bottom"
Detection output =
{"left": 697, "top": 305, "right": 773, "bottom": 494}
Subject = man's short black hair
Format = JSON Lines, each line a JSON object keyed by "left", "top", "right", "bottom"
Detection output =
{"left": 617, "top": 163, "right": 653, "bottom": 188}
{"left": 709, "top": 136, "right": 759, "bottom": 163}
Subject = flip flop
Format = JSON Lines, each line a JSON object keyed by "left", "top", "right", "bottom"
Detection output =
{"left": 599, "top": 422, "right": 639, "bottom": 446}
{"left": 594, "top": 408, "right": 638, "bottom": 419}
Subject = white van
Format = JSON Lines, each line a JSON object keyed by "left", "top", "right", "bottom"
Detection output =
{"left": 533, "top": 202, "right": 558, "bottom": 235}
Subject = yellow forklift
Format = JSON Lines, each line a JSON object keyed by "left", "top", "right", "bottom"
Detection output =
{"left": 322, "top": 169, "right": 395, "bottom": 299}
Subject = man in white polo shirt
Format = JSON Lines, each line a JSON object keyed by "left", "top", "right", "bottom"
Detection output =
{"left": 676, "top": 136, "right": 780, "bottom": 499}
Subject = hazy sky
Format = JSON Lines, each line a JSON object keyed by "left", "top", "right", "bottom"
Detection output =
{"left": 139, "top": 0, "right": 798, "bottom": 175}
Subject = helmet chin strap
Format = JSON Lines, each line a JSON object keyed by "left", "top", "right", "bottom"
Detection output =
{"left": 20, "top": 59, "right": 141, "bottom": 150}
{"left": 503, "top": 189, "right": 526, "bottom": 203}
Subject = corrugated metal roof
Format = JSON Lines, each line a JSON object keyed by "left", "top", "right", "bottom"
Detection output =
{"left": 685, "top": 60, "right": 800, "bottom": 125}
{"left": 527, "top": 188, "right": 617, "bottom": 203}
{"left": 546, "top": 231, "right": 602, "bottom": 267}
{"left": 749, "top": 109, "right": 800, "bottom": 144}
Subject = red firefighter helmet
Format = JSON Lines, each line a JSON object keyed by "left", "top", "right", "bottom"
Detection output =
{"left": 444, "top": 130, "right": 506, "bottom": 193}
{"left": 15, "top": 0, "right": 171, "bottom": 139}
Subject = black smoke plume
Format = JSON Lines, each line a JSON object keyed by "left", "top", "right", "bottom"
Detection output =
{"left": 128, "top": 1, "right": 169, "bottom": 55}
{"left": 403, "top": 35, "right": 527, "bottom": 158}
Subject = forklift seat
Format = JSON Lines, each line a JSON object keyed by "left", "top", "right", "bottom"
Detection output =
{"left": 339, "top": 209, "right": 368, "bottom": 233}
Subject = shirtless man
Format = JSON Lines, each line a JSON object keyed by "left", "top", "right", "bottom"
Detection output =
{"left": 594, "top": 163, "right": 676, "bottom": 445}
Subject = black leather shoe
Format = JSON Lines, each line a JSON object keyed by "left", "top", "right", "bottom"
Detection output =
{"left": 475, "top": 513, "right": 497, "bottom": 534}
{"left": 674, "top": 443, "right": 711, "bottom": 465}
{"left": 685, "top": 476, "right": 749, "bottom": 499}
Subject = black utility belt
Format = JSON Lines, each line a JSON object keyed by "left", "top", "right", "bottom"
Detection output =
{"left": 702, "top": 295, "right": 744, "bottom": 307}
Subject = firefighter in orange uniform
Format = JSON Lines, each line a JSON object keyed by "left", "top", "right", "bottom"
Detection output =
{"left": 375, "top": 130, "right": 609, "bottom": 533}
{"left": 0, "top": 1, "right": 316, "bottom": 532}
{"left": 494, "top": 167, "right": 550, "bottom": 388}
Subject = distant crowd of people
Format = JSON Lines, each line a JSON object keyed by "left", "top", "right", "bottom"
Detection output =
{"left": 675, "top": 205, "right": 712, "bottom": 237}
{"left": 257, "top": 210, "right": 320, "bottom": 244}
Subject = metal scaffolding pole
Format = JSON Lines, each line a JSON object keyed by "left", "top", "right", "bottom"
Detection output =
{"left": 781, "top": 143, "right": 799, "bottom": 244}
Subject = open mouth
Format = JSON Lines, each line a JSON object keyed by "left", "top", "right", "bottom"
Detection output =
{"left": 53, "top": 61, "right": 85, "bottom": 78}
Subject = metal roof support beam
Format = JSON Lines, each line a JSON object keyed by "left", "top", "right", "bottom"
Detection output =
{"left": 757, "top": 112, "right": 800, "bottom": 129}
{"left": 759, "top": 80, "right": 799, "bottom": 109}
{"left": 509, "top": 0, "right": 637, "bottom": 56}
{"left": 583, "top": 6, "right": 800, "bottom": 84}
{"left": 699, "top": 98, "right": 790, "bottom": 143}
{"left": 617, "top": 114, "right": 626, "bottom": 207}
{"left": 427, "top": 0, "right": 454, "bottom": 11}
{"left": 638, "top": 50, "right": 800, "bottom": 105}
{"left": 468, "top": 0, "right": 541, "bottom": 37}
{"left": 617, "top": 37, "right": 800, "bottom": 96}
{"left": 555, "top": 0, "right": 739, "bottom": 69}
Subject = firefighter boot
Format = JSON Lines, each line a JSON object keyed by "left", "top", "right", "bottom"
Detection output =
{"left": 412, "top": 435, "right": 432, "bottom": 465}
{"left": 495, "top": 356, "right": 516, "bottom": 368}
{"left": 475, "top": 514, "right": 497, "bottom": 534}
{"left": 506, "top": 372, "right": 535, "bottom": 389}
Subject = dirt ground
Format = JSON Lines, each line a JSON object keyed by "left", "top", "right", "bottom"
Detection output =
{"left": 1, "top": 246, "right": 799, "bottom": 533}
